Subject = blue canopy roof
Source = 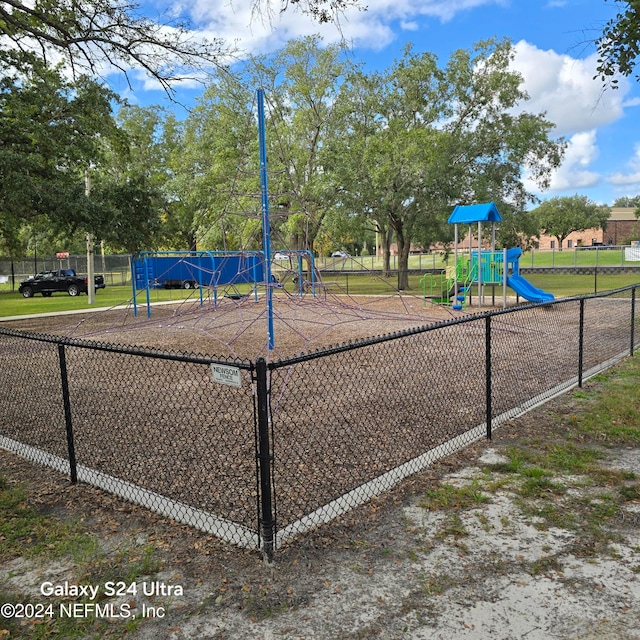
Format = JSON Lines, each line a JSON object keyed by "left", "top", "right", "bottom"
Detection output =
{"left": 448, "top": 202, "right": 502, "bottom": 224}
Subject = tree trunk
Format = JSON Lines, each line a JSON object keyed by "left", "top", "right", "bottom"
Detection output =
{"left": 381, "top": 226, "right": 393, "bottom": 277}
{"left": 396, "top": 229, "right": 411, "bottom": 290}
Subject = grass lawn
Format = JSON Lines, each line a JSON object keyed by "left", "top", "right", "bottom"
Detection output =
{"left": 1, "top": 271, "right": 639, "bottom": 318}
{"left": 0, "top": 285, "right": 202, "bottom": 318}
{"left": 315, "top": 247, "right": 638, "bottom": 270}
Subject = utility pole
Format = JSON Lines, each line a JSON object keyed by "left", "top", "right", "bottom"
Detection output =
{"left": 85, "top": 171, "right": 95, "bottom": 305}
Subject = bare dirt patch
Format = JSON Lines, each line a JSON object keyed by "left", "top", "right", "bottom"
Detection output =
{"left": 2, "top": 292, "right": 463, "bottom": 359}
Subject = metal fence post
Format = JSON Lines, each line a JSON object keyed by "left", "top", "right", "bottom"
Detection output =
{"left": 485, "top": 314, "right": 492, "bottom": 440}
{"left": 631, "top": 287, "right": 636, "bottom": 357}
{"left": 58, "top": 344, "right": 78, "bottom": 483}
{"left": 255, "top": 357, "right": 275, "bottom": 563}
{"left": 578, "top": 299, "right": 585, "bottom": 388}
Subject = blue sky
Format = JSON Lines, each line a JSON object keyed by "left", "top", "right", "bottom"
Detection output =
{"left": 119, "top": 0, "right": 640, "bottom": 206}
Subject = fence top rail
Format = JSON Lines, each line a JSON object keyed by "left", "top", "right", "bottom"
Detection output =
{"left": 1, "top": 283, "right": 637, "bottom": 371}
{"left": 0, "top": 326, "right": 253, "bottom": 370}
{"left": 268, "top": 282, "right": 640, "bottom": 370}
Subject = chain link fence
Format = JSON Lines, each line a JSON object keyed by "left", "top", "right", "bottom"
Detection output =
{"left": 1, "top": 284, "right": 638, "bottom": 561}
{"left": 265, "top": 285, "right": 639, "bottom": 552}
{"left": 0, "top": 331, "right": 258, "bottom": 548}
{"left": 0, "top": 255, "right": 132, "bottom": 288}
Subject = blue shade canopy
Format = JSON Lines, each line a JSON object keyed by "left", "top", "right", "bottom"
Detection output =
{"left": 448, "top": 202, "right": 502, "bottom": 224}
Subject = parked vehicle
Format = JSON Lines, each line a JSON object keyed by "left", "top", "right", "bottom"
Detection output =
{"left": 19, "top": 269, "right": 106, "bottom": 298}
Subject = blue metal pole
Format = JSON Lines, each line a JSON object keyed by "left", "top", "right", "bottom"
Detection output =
{"left": 131, "top": 256, "right": 137, "bottom": 317}
{"left": 143, "top": 254, "right": 151, "bottom": 318}
{"left": 258, "top": 89, "right": 275, "bottom": 351}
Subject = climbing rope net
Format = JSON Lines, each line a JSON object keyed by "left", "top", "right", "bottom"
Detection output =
{"left": 37, "top": 90, "right": 460, "bottom": 360}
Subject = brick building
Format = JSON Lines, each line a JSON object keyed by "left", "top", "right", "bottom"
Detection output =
{"left": 537, "top": 207, "right": 639, "bottom": 250}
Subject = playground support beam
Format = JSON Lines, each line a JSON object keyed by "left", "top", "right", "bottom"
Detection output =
{"left": 502, "top": 247, "right": 507, "bottom": 309}
{"left": 258, "top": 88, "right": 275, "bottom": 352}
{"left": 453, "top": 224, "right": 459, "bottom": 302}
{"left": 477, "top": 221, "right": 482, "bottom": 308}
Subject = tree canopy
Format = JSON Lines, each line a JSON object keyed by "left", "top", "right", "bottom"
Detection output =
{"left": 0, "top": 62, "right": 174, "bottom": 257}
{"left": 0, "top": 60, "right": 122, "bottom": 255}
{"left": 0, "top": 35, "right": 576, "bottom": 268}
{"left": 252, "top": 0, "right": 364, "bottom": 24}
{"left": 0, "top": 0, "right": 351, "bottom": 96}
{"left": 532, "top": 195, "right": 611, "bottom": 250}
{"left": 0, "top": 0, "right": 229, "bottom": 95}
{"left": 324, "top": 39, "right": 565, "bottom": 288}
{"left": 1, "top": 0, "right": 362, "bottom": 258}
{"left": 613, "top": 195, "right": 640, "bottom": 206}
{"left": 596, "top": 0, "right": 640, "bottom": 86}
{"left": 613, "top": 195, "right": 640, "bottom": 218}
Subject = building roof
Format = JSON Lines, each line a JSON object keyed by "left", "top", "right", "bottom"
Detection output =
{"left": 609, "top": 207, "right": 638, "bottom": 221}
{"left": 448, "top": 202, "right": 503, "bottom": 225}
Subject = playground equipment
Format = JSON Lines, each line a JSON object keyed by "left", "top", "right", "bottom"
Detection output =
{"left": 133, "top": 251, "right": 264, "bottom": 290}
{"left": 131, "top": 249, "right": 318, "bottom": 318}
{"left": 131, "top": 90, "right": 324, "bottom": 353}
{"left": 132, "top": 250, "right": 261, "bottom": 317}
{"left": 503, "top": 247, "right": 554, "bottom": 303}
{"left": 422, "top": 202, "right": 554, "bottom": 309}
{"left": 420, "top": 263, "right": 476, "bottom": 308}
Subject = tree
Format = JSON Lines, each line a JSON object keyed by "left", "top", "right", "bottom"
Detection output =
{"left": 494, "top": 206, "right": 540, "bottom": 251}
{"left": 251, "top": 0, "right": 364, "bottom": 24}
{"left": 0, "top": 59, "right": 168, "bottom": 256}
{"left": 1, "top": 0, "right": 363, "bottom": 95}
{"left": 326, "top": 52, "right": 458, "bottom": 278}
{"left": 172, "top": 37, "right": 354, "bottom": 255}
{"left": 171, "top": 75, "right": 260, "bottom": 252}
{"left": 532, "top": 195, "right": 611, "bottom": 250}
{"left": 0, "top": 60, "right": 122, "bottom": 256}
{"left": 251, "top": 36, "right": 354, "bottom": 254}
{"left": 0, "top": 2, "right": 227, "bottom": 95}
{"left": 94, "top": 105, "right": 177, "bottom": 252}
{"left": 613, "top": 195, "right": 640, "bottom": 207}
{"left": 613, "top": 195, "right": 640, "bottom": 219}
{"left": 596, "top": 1, "right": 640, "bottom": 86}
{"left": 327, "top": 39, "right": 565, "bottom": 289}
{"left": 90, "top": 177, "right": 164, "bottom": 253}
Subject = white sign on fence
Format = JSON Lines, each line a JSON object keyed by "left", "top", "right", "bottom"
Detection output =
{"left": 211, "top": 363, "right": 242, "bottom": 388}
{"left": 624, "top": 246, "right": 640, "bottom": 261}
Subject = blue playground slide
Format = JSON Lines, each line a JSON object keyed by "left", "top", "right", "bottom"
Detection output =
{"left": 506, "top": 275, "right": 555, "bottom": 303}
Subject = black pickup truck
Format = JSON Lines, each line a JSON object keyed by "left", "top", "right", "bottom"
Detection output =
{"left": 19, "top": 269, "right": 106, "bottom": 298}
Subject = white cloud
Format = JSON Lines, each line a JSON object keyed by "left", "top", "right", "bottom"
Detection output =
{"left": 609, "top": 144, "right": 640, "bottom": 188}
{"left": 510, "top": 40, "right": 627, "bottom": 138}
{"left": 551, "top": 131, "right": 601, "bottom": 190}
{"left": 400, "top": 20, "right": 420, "bottom": 31}
{"left": 508, "top": 41, "right": 640, "bottom": 197}
{"left": 524, "top": 130, "right": 601, "bottom": 194}
{"left": 173, "top": 0, "right": 507, "bottom": 56}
